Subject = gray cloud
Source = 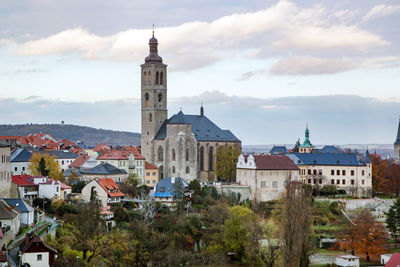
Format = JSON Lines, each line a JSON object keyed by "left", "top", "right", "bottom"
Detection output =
{"left": 1, "top": 92, "right": 399, "bottom": 145}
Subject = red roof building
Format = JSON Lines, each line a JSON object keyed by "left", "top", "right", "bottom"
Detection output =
{"left": 386, "top": 252, "right": 400, "bottom": 267}
{"left": 69, "top": 154, "right": 90, "bottom": 168}
{"left": 82, "top": 178, "right": 125, "bottom": 207}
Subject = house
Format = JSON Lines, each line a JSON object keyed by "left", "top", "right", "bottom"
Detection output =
{"left": 68, "top": 154, "right": 90, "bottom": 169}
{"left": 381, "top": 254, "right": 393, "bottom": 265}
{"left": 80, "top": 163, "right": 128, "bottom": 183}
{"left": 19, "top": 233, "right": 57, "bottom": 267}
{"left": 81, "top": 178, "right": 125, "bottom": 207}
{"left": 153, "top": 177, "right": 191, "bottom": 206}
{"left": 0, "top": 199, "right": 20, "bottom": 247}
{"left": 12, "top": 175, "right": 39, "bottom": 200}
{"left": 145, "top": 161, "right": 159, "bottom": 187}
{"left": 24, "top": 133, "right": 60, "bottom": 151}
{"left": 385, "top": 252, "right": 400, "bottom": 267}
{"left": 97, "top": 149, "right": 145, "bottom": 183}
{"left": 12, "top": 175, "right": 68, "bottom": 201}
{"left": 100, "top": 206, "right": 115, "bottom": 230}
{"left": 81, "top": 156, "right": 98, "bottom": 169}
{"left": 335, "top": 255, "right": 359, "bottom": 267}
{"left": 35, "top": 151, "right": 79, "bottom": 172}
{"left": 3, "top": 199, "right": 34, "bottom": 226}
{"left": 60, "top": 183, "right": 72, "bottom": 200}
{"left": 0, "top": 139, "right": 12, "bottom": 198}
{"left": 236, "top": 154, "right": 300, "bottom": 202}
{"left": 10, "top": 148, "right": 32, "bottom": 175}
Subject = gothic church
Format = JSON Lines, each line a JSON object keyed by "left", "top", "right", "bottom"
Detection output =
{"left": 140, "top": 32, "right": 241, "bottom": 182}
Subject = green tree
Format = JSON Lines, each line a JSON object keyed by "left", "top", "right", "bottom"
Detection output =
{"left": 216, "top": 144, "right": 241, "bottom": 181}
{"left": 39, "top": 157, "right": 49, "bottom": 176}
{"left": 385, "top": 198, "right": 400, "bottom": 248}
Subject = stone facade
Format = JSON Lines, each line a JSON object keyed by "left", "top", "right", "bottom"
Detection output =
{"left": 0, "top": 142, "right": 12, "bottom": 198}
{"left": 394, "top": 119, "right": 400, "bottom": 160}
{"left": 140, "top": 33, "right": 240, "bottom": 182}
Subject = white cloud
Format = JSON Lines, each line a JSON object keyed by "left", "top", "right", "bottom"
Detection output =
{"left": 269, "top": 56, "right": 356, "bottom": 75}
{"left": 8, "top": 0, "right": 388, "bottom": 71}
{"left": 362, "top": 4, "right": 400, "bottom": 22}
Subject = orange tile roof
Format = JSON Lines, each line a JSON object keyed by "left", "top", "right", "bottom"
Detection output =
{"left": 69, "top": 154, "right": 90, "bottom": 168}
{"left": 93, "top": 144, "right": 111, "bottom": 153}
{"left": 123, "top": 146, "right": 145, "bottom": 160}
{"left": 97, "top": 150, "right": 131, "bottom": 160}
{"left": 145, "top": 161, "right": 158, "bottom": 170}
{"left": 97, "top": 178, "right": 125, "bottom": 198}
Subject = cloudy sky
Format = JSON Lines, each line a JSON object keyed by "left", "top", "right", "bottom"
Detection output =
{"left": 1, "top": 0, "right": 400, "bottom": 145}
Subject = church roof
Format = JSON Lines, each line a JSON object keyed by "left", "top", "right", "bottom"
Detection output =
{"left": 395, "top": 119, "right": 400, "bottom": 145}
{"left": 155, "top": 111, "right": 240, "bottom": 142}
{"left": 288, "top": 153, "right": 367, "bottom": 166}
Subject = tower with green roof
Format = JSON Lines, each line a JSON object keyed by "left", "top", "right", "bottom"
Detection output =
{"left": 299, "top": 124, "right": 315, "bottom": 153}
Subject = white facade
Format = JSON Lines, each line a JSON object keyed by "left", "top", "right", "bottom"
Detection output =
{"left": 38, "top": 181, "right": 61, "bottom": 199}
{"left": 97, "top": 154, "right": 145, "bottom": 183}
{"left": 22, "top": 252, "right": 50, "bottom": 267}
{"left": 56, "top": 158, "right": 76, "bottom": 172}
{"left": 81, "top": 180, "right": 109, "bottom": 207}
{"left": 0, "top": 146, "right": 12, "bottom": 198}
{"left": 11, "top": 161, "right": 30, "bottom": 175}
{"left": 336, "top": 255, "right": 359, "bottom": 267}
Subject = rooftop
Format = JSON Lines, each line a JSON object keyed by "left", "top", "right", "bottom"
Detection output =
{"left": 289, "top": 152, "right": 367, "bottom": 166}
{"left": 97, "top": 178, "right": 125, "bottom": 198}
{"left": 80, "top": 163, "right": 127, "bottom": 175}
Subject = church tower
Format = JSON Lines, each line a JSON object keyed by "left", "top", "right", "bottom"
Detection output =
{"left": 141, "top": 31, "right": 168, "bottom": 163}
{"left": 394, "top": 118, "right": 400, "bottom": 160}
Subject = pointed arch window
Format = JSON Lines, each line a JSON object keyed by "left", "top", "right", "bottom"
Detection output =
{"left": 156, "top": 71, "right": 159, "bottom": 85}
{"left": 144, "top": 71, "right": 147, "bottom": 85}
{"left": 158, "top": 93, "right": 163, "bottom": 102}
{"left": 148, "top": 71, "right": 151, "bottom": 85}
{"left": 149, "top": 113, "right": 152, "bottom": 122}
{"left": 157, "top": 146, "right": 164, "bottom": 162}
{"left": 200, "top": 146, "right": 204, "bottom": 171}
{"left": 186, "top": 166, "right": 190, "bottom": 174}
{"left": 172, "top": 166, "right": 176, "bottom": 174}
{"left": 160, "top": 71, "right": 164, "bottom": 85}
{"left": 209, "top": 146, "right": 214, "bottom": 171}
{"left": 145, "top": 93, "right": 150, "bottom": 107}
{"left": 172, "top": 149, "right": 176, "bottom": 161}
{"left": 186, "top": 148, "right": 189, "bottom": 161}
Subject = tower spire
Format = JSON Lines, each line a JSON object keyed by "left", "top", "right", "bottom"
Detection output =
{"left": 145, "top": 25, "right": 162, "bottom": 63}
{"left": 200, "top": 102, "right": 204, "bottom": 116}
{"left": 152, "top": 24, "right": 155, "bottom": 37}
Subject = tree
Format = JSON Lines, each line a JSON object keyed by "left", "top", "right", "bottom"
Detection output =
{"left": 28, "top": 153, "right": 63, "bottom": 180}
{"left": 72, "top": 181, "right": 86, "bottom": 193}
{"left": 385, "top": 198, "right": 400, "bottom": 248}
{"left": 216, "top": 144, "right": 241, "bottom": 181}
{"left": 280, "top": 181, "right": 313, "bottom": 267}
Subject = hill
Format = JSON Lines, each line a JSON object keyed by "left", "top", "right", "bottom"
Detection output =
{"left": 0, "top": 124, "right": 141, "bottom": 147}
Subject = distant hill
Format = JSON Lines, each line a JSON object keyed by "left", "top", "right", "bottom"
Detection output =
{"left": 0, "top": 124, "right": 141, "bottom": 147}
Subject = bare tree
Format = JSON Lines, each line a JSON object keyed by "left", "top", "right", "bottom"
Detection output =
{"left": 138, "top": 191, "right": 159, "bottom": 227}
{"left": 280, "top": 181, "right": 313, "bottom": 267}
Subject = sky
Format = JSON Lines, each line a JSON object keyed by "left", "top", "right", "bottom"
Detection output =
{"left": 1, "top": 0, "right": 400, "bottom": 145}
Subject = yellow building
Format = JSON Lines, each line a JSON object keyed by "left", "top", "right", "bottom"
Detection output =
{"left": 145, "top": 161, "right": 159, "bottom": 187}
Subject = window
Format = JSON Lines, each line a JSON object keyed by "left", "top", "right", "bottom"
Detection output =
{"left": 14, "top": 167, "right": 17, "bottom": 171}
{"left": 152, "top": 172, "right": 156, "bottom": 176}
{"left": 362, "top": 179, "right": 365, "bottom": 185}
{"left": 146, "top": 172, "right": 150, "bottom": 176}
{"left": 331, "top": 170, "right": 334, "bottom": 175}
{"left": 186, "top": 166, "right": 190, "bottom": 174}
{"left": 342, "top": 179, "right": 346, "bottom": 185}
{"left": 308, "top": 169, "right": 311, "bottom": 175}
{"left": 148, "top": 71, "right": 151, "bottom": 84}
{"left": 313, "top": 170, "right": 317, "bottom": 175}
{"left": 351, "top": 170, "right": 354, "bottom": 176}
{"left": 342, "top": 170, "right": 346, "bottom": 176}
{"left": 62, "top": 160, "right": 64, "bottom": 164}
{"left": 145, "top": 93, "right": 150, "bottom": 107}
{"left": 158, "top": 93, "right": 163, "bottom": 102}
{"left": 209, "top": 147, "right": 214, "bottom": 171}
{"left": 319, "top": 179, "right": 322, "bottom": 184}
{"left": 156, "top": 71, "right": 159, "bottom": 84}
{"left": 153, "top": 180, "right": 156, "bottom": 184}
{"left": 261, "top": 181, "right": 266, "bottom": 187}
{"left": 318, "top": 170, "right": 322, "bottom": 175}
{"left": 172, "top": 166, "right": 175, "bottom": 173}
{"left": 37, "top": 254, "right": 42, "bottom": 261}
{"left": 331, "top": 179, "right": 334, "bottom": 185}
{"left": 22, "top": 167, "right": 25, "bottom": 171}
{"left": 160, "top": 71, "right": 164, "bottom": 85}
{"left": 313, "top": 179, "right": 316, "bottom": 184}
{"left": 149, "top": 113, "right": 152, "bottom": 122}
{"left": 146, "top": 180, "right": 150, "bottom": 184}
{"left": 308, "top": 179, "right": 311, "bottom": 184}
{"left": 337, "top": 179, "right": 340, "bottom": 184}
{"left": 272, "top": 181, "right": 278, "bottom": 188}
{"left": 337, "top": 170, "right": 340, "bottom": 175}
{"left": 351, "top": 179, "right": 355, "bottom": 185}
{"left": 362, "top": 170, "right": 365, "bottom": 176}
{"left": 172, "top": 149, "right": 176, "bottom": 161}
{"left": 186, "top": 148, "right": 189, "bottom": 161}
{"left": 157, "top": 146, "right": 164, "bottom": 161}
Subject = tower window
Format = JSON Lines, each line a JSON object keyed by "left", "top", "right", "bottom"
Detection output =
{"left": 157, "top": 146, "right": 164, "bottom": 162}
{"left": 156, "top": 71, "right": 159, "bottom": 85}
{"left": 158, "top": 93, "right": 163, "bottom": 102}
{"left": 160, "top": 71, "right": 164, "bottom": 85}
{"left": 148, "top": 71, "right": 151, "bottom": 84}
{"left": 149, "top": 113, "right": 152, "bottom": 122}
{"left": 172, "top": 149, "right": 176, "bottom": 161}
{"left": 200, "top": 146, "right": 204, "bottom": 171}
{"left": 144, "top": 71, "right": 147, "bottom": 85}
{"left": 172, "top": 166, "right": 176, "bottom": 174}
{"left": 209, "top": 146, "right": 214, "bottom": 171}
{"left": 186, "top": 166, "right": 190, "bottom": 174}
{"left": 186, "top": 148, "right": 189, "bottom": 161}
{"left": 145, "top": 93, "right": 150, "bottom": 107}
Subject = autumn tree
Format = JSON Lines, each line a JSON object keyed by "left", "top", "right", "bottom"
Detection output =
{"left": 280, "top": 181, "right": 313, "bottom": 267}
{"left": 216, "top": 144, "right": 241, "bottom": 181}
{"left": 336, "top": 216, "right": 358, "bottom": 255}
{"left": 28, "top": 153, "right": 63, "bottom": 180}
{"left": 385, "top": 199, "right": 400, "bottom": 248}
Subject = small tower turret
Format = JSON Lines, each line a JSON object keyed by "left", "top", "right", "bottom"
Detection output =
{"left": 394, "top": 118, "right": 400, "bottom": 160}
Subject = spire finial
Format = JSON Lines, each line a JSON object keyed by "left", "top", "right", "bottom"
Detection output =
{"left": 200, "top": 102, "right": 204, "bottom": 116}
{"left": 152, "top": 24, "right": 155, "bottom": 37}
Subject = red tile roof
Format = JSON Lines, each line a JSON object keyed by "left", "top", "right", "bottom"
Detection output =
{"left": 97, "top": 150, "right": 132, "bottom": 160}
{"left": 60, "top": 182, "right": 71, "bottom": 190}
{"left": 145, "top": 161, "right": 158, "bottom": 170}
{"left": 386, "top": 253, "right": 400, "bottom": 267}
{"left": 97, "top": 178, "right": 125, "bottom": 198}
{"left": 69, "top": 154, "right": 90, "bottom": 168}
{"left": 242, "top": 155, "right": 299, "bottom": 170}
{"left": 123, "top": 146, "right": 145, "bottom": 160}
{"left": 93, "top": 144, "right": 111, "bottom": 153}
{"left": 12, "top": 175, "right": 35, "bottom": 186}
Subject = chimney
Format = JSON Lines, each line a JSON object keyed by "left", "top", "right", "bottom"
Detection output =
{"left": 200, "top": 103, "right": 204, "bottom": 116}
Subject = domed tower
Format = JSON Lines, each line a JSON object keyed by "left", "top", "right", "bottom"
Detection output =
{"left": 141, "top": 30, "right": 168, "bottom": 163}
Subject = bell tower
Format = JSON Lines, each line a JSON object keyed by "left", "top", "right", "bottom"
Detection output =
{"left": 141, "top": 30, "right": 168, "bottom": 163}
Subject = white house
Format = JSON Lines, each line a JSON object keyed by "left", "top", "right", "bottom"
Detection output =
{"left": 3, "top": 199, "right": 34, "bottom": 226}
{"left": 81, "top": 178, "right": 125, "bottom": 207}
{"left": 10, "top": 148, "right": 32, "bottom": 176}
{"left": 38, "top": 180, "right": 61, "bottom": 199}
{"left": 335, "top": 255, "right": 359, "bottom": 267}
{"left": 12, "top": 175, "right": 66, "bottom": 201}
{"left": 20, "top": 233, "right": 57, "bottom": 267}
{"left": 0, "top": 199, "right": 20, "bottom": 247}
{"left": 236, "top": 154, "right": 300, "bottom": 202}
{"left": 36, "top": 151, "right": 79, "bottom": 172}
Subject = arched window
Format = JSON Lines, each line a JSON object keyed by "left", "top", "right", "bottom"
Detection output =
{"left": 144, "top": 71, "right": 147, "bottom": 85}
{"left": 186, "top": 166, "right": 190, "bottom": 174}
{"left": 157, "top": 146, "right": 164, "bottom": 162}
{"left": 159, "top": 165, "right": 164, "bottom": 180}
{"left": 172, "top": 149, "right": 176, "bottom": 161}
{"left": 148, "top": 71, "right": 151, "bottom": 84}
{"left": 200, "top": 146, "right": 204, "bottom": 171}
{"left": 160, "top": 72, "right": 164, "bottom": 85}
{"left": 149, "top": 113, "right": 152, "bottom": 122}
{"left": 156, "top": 71, "right": 159, "bottom": 85}
{"left": 209, "top": 147, "right": 214, "bottom": 171}
{"left": 145, "top": 93, "right": 150, "bottom": 107}
{"left": 186, "top": 148, "right": 189, "bottom": 161}
{"left": 172, "top": 166, "right": 176, "bottom": 174}
{"left": 158, "top": 93, "right": 163, "bottom": 102}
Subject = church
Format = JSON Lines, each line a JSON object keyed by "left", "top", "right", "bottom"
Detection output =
{"left": 140, "top": 32, "right": 241, "bottom": 182}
